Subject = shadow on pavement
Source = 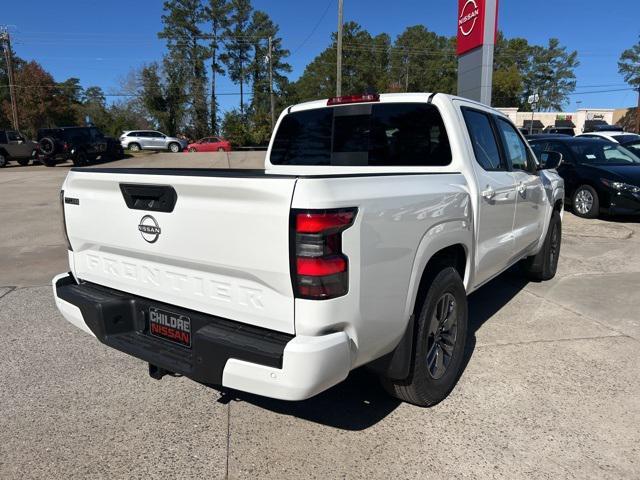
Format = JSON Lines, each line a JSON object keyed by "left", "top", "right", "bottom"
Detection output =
{"left": 225, "top": 268, "right": 529, "bottom": 430}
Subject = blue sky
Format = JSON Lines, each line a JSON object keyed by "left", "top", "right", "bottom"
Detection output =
{"left": 4, "top": 0, "right": 639, "bottom": 114}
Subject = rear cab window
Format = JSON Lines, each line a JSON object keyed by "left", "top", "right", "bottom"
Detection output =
{"left": 270, "top": 102, "right": 451, "bottom": 167}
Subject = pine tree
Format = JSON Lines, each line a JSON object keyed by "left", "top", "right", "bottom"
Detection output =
{"left": 159, "top": 0, "right": 209, "bottom": 137}
{"left": 205, "top": 0, "right": 230, "bottom": 135}
{"left": 221, "top": 0, "right": 253, "bottom": 115}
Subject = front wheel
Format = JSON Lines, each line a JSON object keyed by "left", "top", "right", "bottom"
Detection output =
{"left": 188, "top": 147, "right": 197, "bottom": 153}
{"left": 521, "top": 212, "right": 561, "bottom": 281}
{"left": 382, "top": 267, "right": 468, "bottom": 407}
{"left": 128, "top": 143, "right": 141, "bottom": 152}
{"left": 168, "top": 143, "right": 181, "bottom": 153}
{"left": 572, "top": 185, "right": 599, "bottom": 218}
{"left": 218, "top": 147, "right": 226, "bottom": 152}
{"left": 17, "top": 158, "right": 30, "bottom": 166}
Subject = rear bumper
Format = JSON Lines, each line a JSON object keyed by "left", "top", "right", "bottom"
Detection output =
{"left": 52, "top": 273, "right": 351, "bottom": 401}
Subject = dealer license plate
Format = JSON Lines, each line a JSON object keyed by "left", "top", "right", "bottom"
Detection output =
{"left": 148, "top": 307, "right": 192, "bottom": 348}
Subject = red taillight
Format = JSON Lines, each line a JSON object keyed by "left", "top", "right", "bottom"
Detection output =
{"left": 63, "top": 142, "right": 69, "bottom": 152}
{"left": 292, "top": 208, "right": 356, "bottom": 300}
{"left": 296, "top": 211, "right": 355, "bottom": 233}
{"left": 327, "top": 94, "right": 380, "bottom": 106}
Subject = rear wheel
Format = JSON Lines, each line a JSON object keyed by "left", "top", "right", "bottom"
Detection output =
{"left": 521, "top": 212, "right": 561, "bottom": 281}
{"left": 218, "top": 147, "right": 226, "bottom": 152}
{"left": 381, "top": 267, "right": 468, "bottom": 407}
{"left": 0, "top": 153, "right": 7, "bottom": 168}
{"left": 128, "top": 143, "right": 141, "bottom": 152}
{"left": 572, "top": 185, "right": 599, "bottom": 218}
{"left": 72, "top": 151, "right": 88, "bottom": 167}
{"left": 188, "top": 147, "right": 197, "bottom": 152}
{"left": 168, "top": 142, "right": 181, "bottom": 153}
{"left": 42, "top": 157, "right": 57, "bottom": 167}
{"left": 17, "top": 158, "right": 30, "bottom": 166}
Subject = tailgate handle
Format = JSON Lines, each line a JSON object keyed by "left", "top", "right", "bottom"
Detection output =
{"left": 119, "top": 184, "right": 177, "bottom": 213}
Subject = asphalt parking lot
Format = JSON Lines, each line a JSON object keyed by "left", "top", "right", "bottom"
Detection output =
{"left": 1, "top": 155, "right": 639, "bottom": 479}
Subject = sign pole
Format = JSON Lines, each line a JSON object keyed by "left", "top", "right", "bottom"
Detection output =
{"left": 456, "top": 0, "right": 499, "bottom": 105}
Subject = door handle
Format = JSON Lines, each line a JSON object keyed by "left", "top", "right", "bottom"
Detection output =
{"left": 481, "top": 187, "right": 495, "bottom": 200}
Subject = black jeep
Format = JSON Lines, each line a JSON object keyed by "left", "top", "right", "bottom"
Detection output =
{"left": 37, "top": 126, "right": 124, "bottom": 167}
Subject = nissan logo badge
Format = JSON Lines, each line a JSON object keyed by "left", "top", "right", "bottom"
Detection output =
{"left": 138, "top": 215, "right": 161, "bottom": 243}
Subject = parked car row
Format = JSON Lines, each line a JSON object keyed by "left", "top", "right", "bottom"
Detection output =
{"left": 528, "top": 134, "right": 640, "bottom": 218}
{"left": 0, "top": 126, "right": 234, "bottom": 168}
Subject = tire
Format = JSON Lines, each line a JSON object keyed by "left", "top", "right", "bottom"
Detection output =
{"left": 0, "top": 153, "right": 7, "bottom": 168}
{"left": 72, "top": 151, "right": 88, "bottom": 167}
{"left": 38, "top": 137, "right": 56, "bottom": 156}
{"left": 382, "top": 267, "right": 468, "bottom": 407}
{"left": 188, "top": 147, "right": 197, "bottom": 152}
{"left": 572, "top": 185, "right": 599, "bottom": 218}
{"left": 16, "top": 158, "right": 30, "bottom": 166}
{"left": 218, "top": 147, "right": 226, "bottom": 152}
{"left": 521, "top": 212, "right": 561, "bottom": 281}
{"left": 168, "top": 142, "right": 181, "bottom": 153}
{"left": 42, "top": 157, "right": 57, "bottom": 167}
{"left": 128, "top": 143, "right": 141, "bottom": 152}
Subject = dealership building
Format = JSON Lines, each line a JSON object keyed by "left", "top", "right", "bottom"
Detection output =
{"left": 496, "top": 107, "right": 630, "bottom": 135}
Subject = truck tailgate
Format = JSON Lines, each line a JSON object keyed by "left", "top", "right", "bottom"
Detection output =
{"left": 62, "top": 169, "right": 297, "bottom": 334}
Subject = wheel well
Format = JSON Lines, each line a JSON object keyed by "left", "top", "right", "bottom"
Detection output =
{"left": 414, "top": 244, "right": 466, "bottom": 316}
{"left": 0, "top": 148, "right": 8, "bottom": 157}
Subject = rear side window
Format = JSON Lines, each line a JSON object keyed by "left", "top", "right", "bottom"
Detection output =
{"left": 495, "top": 118, "right": 530, "bottom": 171}
{"left": 462, "top": 109, "right": 505, "bottom": 171}
{"left": 270, "top": 103, "right": 451, "bottom": 167}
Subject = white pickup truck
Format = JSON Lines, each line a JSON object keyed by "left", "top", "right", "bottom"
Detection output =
{"left": 53, "top": 93, "right": 564, "bottom": 407}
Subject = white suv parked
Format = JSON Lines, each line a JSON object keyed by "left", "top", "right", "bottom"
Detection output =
{"left": 120, "top": 130, "right": 188, "bottom": 153}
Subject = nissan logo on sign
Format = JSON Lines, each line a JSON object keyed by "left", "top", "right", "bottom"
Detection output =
{"left": 457, "top": 0, "right": 495, "bottom": 56}
{"left": 458, "top": 0, "right": 479, "bottom": 36}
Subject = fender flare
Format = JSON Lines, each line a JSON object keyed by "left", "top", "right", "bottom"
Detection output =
{"left": 403, "top": 218, "right": 472, "bottom": 321}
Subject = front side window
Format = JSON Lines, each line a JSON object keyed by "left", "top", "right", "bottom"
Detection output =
{"left": 0, "top": 131, "right": 7, "bottom": 144}
{"left": 462, "top": 109, "right": 504, "bottom": 171}
{"left": 270, "top": 103, "right": 451, "bottom": 167}
{"left": 495, "top": 118, "right": 530, "bottom": 171}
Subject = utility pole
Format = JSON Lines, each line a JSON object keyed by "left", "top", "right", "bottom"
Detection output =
{"left": 336, "top": 0, "right": 343, "bottom": 96}
{"left": 405, "top": 57, "right": 409, "bottom": 92}
{"left": 268, "top": 36, "right": 275, "bottom": 132}
{"left": 0, "top": 28, "right": 19, "bottom": 131}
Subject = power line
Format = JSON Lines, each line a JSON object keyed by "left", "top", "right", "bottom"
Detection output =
{"left": 291, "top": 0, "right": 334, "bottom": 57}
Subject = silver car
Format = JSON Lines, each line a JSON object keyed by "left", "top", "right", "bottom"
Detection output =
{"left": 120, "top": 130, "right": 188, "bottom": 153}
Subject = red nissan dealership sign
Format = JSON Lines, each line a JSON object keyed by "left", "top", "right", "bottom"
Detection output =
{"left": 457, "top": 0, "right": 498, "bottom": 55}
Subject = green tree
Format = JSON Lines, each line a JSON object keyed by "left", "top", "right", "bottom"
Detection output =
{"left": 159, "top": 0, "right": 209, "bottom": 137}
{"left": 246, "top": 10, "right": 291, "bottom": 141}
{"left": 390, "top": 26, "right": 455, "bottom": 94}
{"left": 205, "top": 0, "right": 230, "bottom": 134}
{"left": 221, "top": 0, "right": 253, "bottom": 115}
{"left": 492, "top": 33, "right": 530, "bottom": 107}
{"left": 140, "top": 61, "right": 187, "bottom": 135}
{"left": 524, "top": 39, "right": 579, "bottom": 111}
{"left": 80, "top": 86, "right": 111, "bottom": 130}
{"left": 293, "top": 22, "right": 389, "bottom": 102}
{"left": 618, "top": 35, "right": 640, "bottom": 132}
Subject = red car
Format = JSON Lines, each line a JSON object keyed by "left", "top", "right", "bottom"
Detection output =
{"left": 186, "top": 137, "right": 231, "bottom": 152}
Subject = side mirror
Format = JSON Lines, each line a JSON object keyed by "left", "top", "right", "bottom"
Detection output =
{"left": 538, "top": 151, "right": 563, "bottom": 170}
